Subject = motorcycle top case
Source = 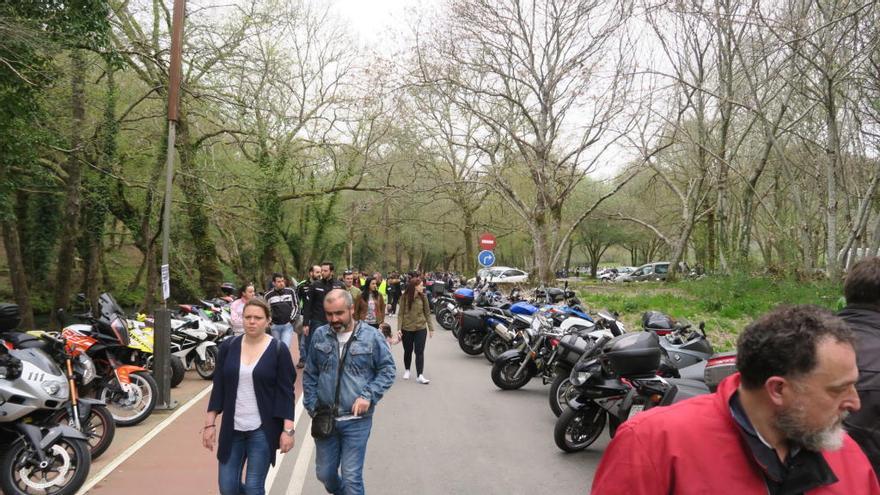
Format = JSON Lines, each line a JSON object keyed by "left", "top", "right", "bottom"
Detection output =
{"left": 0, "top": 303, "right": 22, "bottom": 331}
{"left": 453, "top": 288, "right": 475, "bottom": 306}
{"left": 510, "top": 302, "right": 538, "bottom": 316}
{"left": 603, "top": 331, "right": 662, "bottom": 378}
{"left": 642, "top": 310, "right": 674, "bottom": 330}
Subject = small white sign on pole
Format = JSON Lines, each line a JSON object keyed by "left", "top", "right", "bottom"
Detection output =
{"left": 161, "top": 264, "right": 171, "bottom": 300}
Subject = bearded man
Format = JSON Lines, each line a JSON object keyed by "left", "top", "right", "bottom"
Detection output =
{"left": 591, "top": 305, "right": 879, "bottom": 494}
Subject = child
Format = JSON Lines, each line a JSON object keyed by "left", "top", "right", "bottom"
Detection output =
{"left": 379, "top": 322, "right": 400, "bottom": 348}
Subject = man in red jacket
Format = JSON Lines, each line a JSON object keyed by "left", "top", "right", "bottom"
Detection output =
{"left": 591, "top": 305, "right": 880, "bottom": 494}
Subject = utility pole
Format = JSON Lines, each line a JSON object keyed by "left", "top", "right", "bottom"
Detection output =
{"left": 155, "top": 0, "right": 186, "bottom": 410}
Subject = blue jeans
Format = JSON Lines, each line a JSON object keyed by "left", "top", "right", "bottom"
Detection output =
{"left": 271, "top": 323, "right": 294, "bottom": 348}
{"left": 315, "top": 417, "right": 373, "bottom": 495}
{"left": 218, "top": 429, "right": 271, "bottom": 495}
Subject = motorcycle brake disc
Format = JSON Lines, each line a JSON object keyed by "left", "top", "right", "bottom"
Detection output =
{"left": 18, "top": 444, "right": 72, "bottom": 490}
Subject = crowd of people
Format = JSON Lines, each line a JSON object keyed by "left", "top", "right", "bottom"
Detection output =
{"left": 203, "top": 262, "right": 451, "bottom": 495}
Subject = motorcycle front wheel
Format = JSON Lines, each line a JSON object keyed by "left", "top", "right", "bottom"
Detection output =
{"left": 171, "top": 356, "right": 186, "bottom": 388}
{"left": 99, "top": 370, "right": 158, "bottom": 427}
{"left": 0, "top": 436, "right": 91, "bottom": 495}
{"left": 195, "top": 346, "right": 218, "bottom": 380}
{"left": 491, "top": 355, "right": 532, "bottom": 390}
{"left": 554, "top": 404, "right": 606, "bottom": 452}
{"left": 549, "top": 371, "right": 575, "bottom": 417}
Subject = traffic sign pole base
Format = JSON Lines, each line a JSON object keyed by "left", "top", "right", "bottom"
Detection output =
{"left": 155, "top": 400, "right": 179, "bottom": 411}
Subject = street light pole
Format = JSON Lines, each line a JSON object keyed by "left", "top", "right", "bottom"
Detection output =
{"left": 155, "top": 0, "right": 186, "bottom": 411}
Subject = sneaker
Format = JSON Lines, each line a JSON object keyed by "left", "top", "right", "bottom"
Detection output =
{"left": 403, "top": 370, "right": 411, "bottom": 380}
{"left": 417, "top": 374, "right": 430, "bottom": 384}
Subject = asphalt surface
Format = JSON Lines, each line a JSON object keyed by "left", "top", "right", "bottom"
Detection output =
{"left": 272, "top": 315, "right": 609, "bottom": 495}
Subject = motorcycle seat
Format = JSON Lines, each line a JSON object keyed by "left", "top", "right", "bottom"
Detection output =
{"left": 0, "top": 331, "right": 48, "bottom": 350}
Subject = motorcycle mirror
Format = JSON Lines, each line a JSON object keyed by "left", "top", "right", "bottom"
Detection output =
{"left": 699, "top": 321, "right": 706, "bottom": 336}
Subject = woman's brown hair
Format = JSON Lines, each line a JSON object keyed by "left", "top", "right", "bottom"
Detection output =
{"left": 244, "top": 298, "right": 271, "bottom": 319}
{"left": 403, "top": 277, "right": 425, "bottom": 311}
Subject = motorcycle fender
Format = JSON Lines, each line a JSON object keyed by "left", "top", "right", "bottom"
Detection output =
{"left": 195, "top": 341, "right": 217, "bottom": 361}
{"left": 567, "top": 395, "right": 593, "bottom": 410}
{"left": 40, "top": 424, "right": 89, "bottom": 449}
{"left": 75, "top": 397, "right": 106, "bottom": 418}
{"left": 496, "top": 349, "right": 525, "bottom": 363}
{"left": 115, "top": 364, "right": 147, "bottom": 386}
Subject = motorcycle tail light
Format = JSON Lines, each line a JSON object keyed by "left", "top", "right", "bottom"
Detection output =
{"left": 650, "top": 394, "right": 663, "bottom": 404}
{"left": 550, "top": 338, "right": 560, "bottom": 347}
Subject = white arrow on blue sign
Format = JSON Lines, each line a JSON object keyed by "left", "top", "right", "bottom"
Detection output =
{"left": 478, "top": 250, "right": 496, "bottom": 267}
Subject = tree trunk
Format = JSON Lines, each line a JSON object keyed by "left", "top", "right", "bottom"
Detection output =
{"left": 51, "top": 50, "right": 87, "bottom": 328}
{"left": 462, "top": 208, "right": 475, "bottom": 276}
{"left": 2, "top": 218, "right": 35, "bottom": 328}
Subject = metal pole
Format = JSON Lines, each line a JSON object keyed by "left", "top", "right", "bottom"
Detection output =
{"left": 155, "top": 0, "right": 186, "bottom": 411}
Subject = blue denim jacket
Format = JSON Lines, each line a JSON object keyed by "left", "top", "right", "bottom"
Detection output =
{"left": 303, "top": 321, "right": 396, "bottom": 418}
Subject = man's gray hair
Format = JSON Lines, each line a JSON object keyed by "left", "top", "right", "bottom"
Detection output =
{"left": 325, "top": 288, "right": 353, "bottom": 308}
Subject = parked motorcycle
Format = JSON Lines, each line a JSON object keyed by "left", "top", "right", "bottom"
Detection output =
{"left": 0, "top": 339, "right": 92, "bottom": 495}
{"left": 61, "top": 294, "right": 158, "bottom": 426}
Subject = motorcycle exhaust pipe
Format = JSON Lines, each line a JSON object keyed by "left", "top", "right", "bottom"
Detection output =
{"left": 488, "top": 318, "right": 514, "bottom": 342}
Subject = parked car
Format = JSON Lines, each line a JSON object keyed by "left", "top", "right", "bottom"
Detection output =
{"left": 486, "top": 267, "right": 529, "bottom": 284}
{"left": 619, "top": 262, "right": 670, "bottom": 282}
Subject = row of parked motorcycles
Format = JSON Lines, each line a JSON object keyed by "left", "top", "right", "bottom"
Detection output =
{"left": 0, "top": 292, "right": 236, "bottom": 495}
{"left": 434, "top": 282, "right": 738, "bottom": 453}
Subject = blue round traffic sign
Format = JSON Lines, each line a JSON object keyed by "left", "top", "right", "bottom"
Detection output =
{"left": 478, "top": 250, "right": 496, "bottom": 267}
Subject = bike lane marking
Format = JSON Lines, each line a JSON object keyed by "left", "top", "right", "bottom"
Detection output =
{"left": 76, "top": 383, "right": 213, "bottom": 494}
{"left": 265, "top": 392, "right": 305, "bottom": 491}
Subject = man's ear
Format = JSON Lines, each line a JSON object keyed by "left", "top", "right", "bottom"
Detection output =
{"left": 764, "top": 376, "right": 787, "bottom": 406}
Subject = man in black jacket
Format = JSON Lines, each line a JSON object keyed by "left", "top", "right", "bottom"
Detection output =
{"left": 265, "top": 273, "right": 299, "bottom": 355}
{"left": 838, "top": 256, "right": 880, "bottom": 474}
{"left": 302, "top": 261, "right": 345, "bottom": 363}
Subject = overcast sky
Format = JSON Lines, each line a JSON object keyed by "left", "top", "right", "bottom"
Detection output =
{"left": 330, "top": 0, "right": 435, "bottom": 50}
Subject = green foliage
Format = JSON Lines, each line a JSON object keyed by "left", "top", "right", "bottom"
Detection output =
{"left": 576, "top": 275, "right": 842, "bottom": 351}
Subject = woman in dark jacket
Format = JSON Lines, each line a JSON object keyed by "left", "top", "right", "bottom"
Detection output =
{"left": 202, "top": 298, "right": 296, "bottom": 495}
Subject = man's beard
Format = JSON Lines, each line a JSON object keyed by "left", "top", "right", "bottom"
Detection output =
{"left": 331, "top": 319, "right": 349, "bottom": 332}
{"left": 774, "top": 400, "right": 849, "bottom": 452}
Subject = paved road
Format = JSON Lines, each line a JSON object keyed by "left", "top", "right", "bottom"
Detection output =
{"left": 271, "top": 316, "right": 609, "bottom": 494}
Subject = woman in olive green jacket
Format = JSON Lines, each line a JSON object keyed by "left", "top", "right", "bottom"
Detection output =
{"left": 397, "top": 277, "right": 433, "bottom": 384}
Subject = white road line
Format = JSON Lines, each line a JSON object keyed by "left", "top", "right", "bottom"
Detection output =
{"left": 285, "top": 424, "right": 315, "bottom": 494}
{"left": 78, "top": 384, "right": 214, "bottom": 494}
{"left": 265, "top": 394, "right": 305, "bottom": 491}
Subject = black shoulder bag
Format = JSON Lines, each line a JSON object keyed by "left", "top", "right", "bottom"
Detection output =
{"left": 311, "top": 333, "right": 355, "bottom": 439}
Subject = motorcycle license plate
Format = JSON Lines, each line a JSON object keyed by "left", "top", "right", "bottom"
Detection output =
{"left": 627, "top": 404, "right": 645, "bottom": 419}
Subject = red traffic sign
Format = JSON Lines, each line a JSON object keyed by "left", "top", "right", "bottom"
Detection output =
{"left": 479, "top": 233, "right": 497, "bottom": 250}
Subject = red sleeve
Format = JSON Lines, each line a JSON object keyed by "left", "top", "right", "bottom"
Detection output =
{"left": 590, "top": 422, "right": 669, "bottom": 494}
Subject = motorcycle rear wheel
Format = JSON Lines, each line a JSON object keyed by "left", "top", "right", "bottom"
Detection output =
{"left": 491, "top": 356, "right": 532, "bottom": 390}
{"left": 549, "top": 371, "right": 575, "bottom": 417}
{"left": 0, "top": 436, "right": 91, "bottom": 495}
{"left": 482, "top": 333, "right": 511, "bottom": 363}
{"left": 170, "top": 356, "right": 186, "bottom": 388}
{"left": 436, "top": 309, "right": 455, "bottom": 330}
{"left": 451, "top": 321, "right": 461, "bottom": 339}
{"left": 457, "top": 331, "right": 484, "bottom": 356}
{"left": 554, "top": 404, "right": 606, "bottom": 452}
{"left": 57, "top": 404, "right": 115, "bottom": 460}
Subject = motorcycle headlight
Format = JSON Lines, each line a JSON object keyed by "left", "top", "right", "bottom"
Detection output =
{"left": 41, "top": 380, "right": 66, "bottom": 398}
{"left": 570, "top": 371, "right": 591, "bottom": 386}
{"left": 77, "top": 353, "right": 97, "bottom": 385}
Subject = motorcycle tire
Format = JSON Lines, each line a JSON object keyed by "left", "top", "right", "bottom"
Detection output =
{"left": 549, "top": 371, "right": 575, "bottom": 417}
{"left": 195, "top": 346, "right": 218, "bottom": 380}
{"left": 482, "top": 332, "right": 511, "bottom": 363}
{"left": 554, "top": 404, "right": 607, "bottom": 452}
{"left": 0, "top": 435, "right": 91, "bottom": 495}
{"left": 99, "top": 370, "right": 158, "bottom": 427}
{"left": 436, "top": 309, "right": 455, "bottom": 331}
{"left": 458, "top": 331, "right": 484, "bottom": 356}
{"left": 451, "top": 321, "right": 461, "bottom": 339}
{"left": 608, "top": 416, "right": 621, "bottom": 438}
{"left": 491, "top": 355, "right": 533, "bottom": 390}
{"left": 170, "top": 355, "right": 186, "bottom": 388}
{"left": 57, "top": 404, "right": 116, "bottom": 460}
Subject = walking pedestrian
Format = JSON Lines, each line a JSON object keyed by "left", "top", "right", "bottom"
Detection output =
{"left": 303, "top": 289, "right": 396, "bottom": 495}
{"left": 837, "top": 256, "right": 880, "bottom": 474}
{"left": 386, "top": 271, "right": 402, "bottom": 315}
{"left": 354, "top": 276, "right": 385, "bottom": 328}
{"left": 230, "top": 283, "right": 256, "bottom": 336}
{"left": 302, "top": 262, "right": 345, "bottom": 364}
{"left": 591, "top": 305, "right": 879, "bottom": 494}
{"left": 372, "top": 272, "right": 387, "bottom": 301}
{"left": 264, "top": 273, "right": 298, "bottom": 358}
{"left": 397, "top": 276, "right": 433, "bottom": 384}
{"left": 343, "top": 270, "right": 361, "bottom": 301}
{"left": 203, "top": 299, "right": 296, "bottom": 495}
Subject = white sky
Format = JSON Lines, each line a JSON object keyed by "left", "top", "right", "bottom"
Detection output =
{"left": 330, "top": 0, "right": 436, "bottom": 51}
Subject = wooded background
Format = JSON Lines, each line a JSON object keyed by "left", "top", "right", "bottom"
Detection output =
{"left": 1, "top": 0, "right": 878, "bottom": 327}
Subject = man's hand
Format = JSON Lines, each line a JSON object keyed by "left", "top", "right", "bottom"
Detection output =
{"left": 352, "top": 397, "right": 371, "bottom": 416}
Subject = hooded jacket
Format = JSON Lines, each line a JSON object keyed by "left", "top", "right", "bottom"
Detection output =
{"left": 590, "top": 373, "right": 880, "bottom": 494}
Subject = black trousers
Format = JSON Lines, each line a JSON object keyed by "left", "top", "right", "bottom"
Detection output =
{"left": 389, "top": 292, "right": 401, "bottom": 314}
{"left": 401, "top": 329, "right": 427, "bottom": 375}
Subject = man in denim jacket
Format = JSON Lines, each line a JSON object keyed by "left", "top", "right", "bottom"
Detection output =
{"left": 303, "top": 289, "right": 396, "bottom": 495}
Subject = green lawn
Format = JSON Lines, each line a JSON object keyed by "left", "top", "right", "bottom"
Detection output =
{"left": 573, "top": 276, "right": 843, "bottom": 351}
